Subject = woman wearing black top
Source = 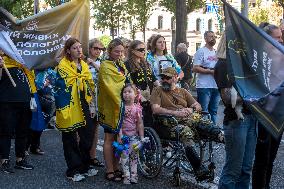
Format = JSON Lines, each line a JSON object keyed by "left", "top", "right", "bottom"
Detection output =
{"left": 125, "top": 40, "right": 158, "bottom": 127}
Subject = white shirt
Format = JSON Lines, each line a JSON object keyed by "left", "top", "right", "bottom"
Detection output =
{"left": 193, "top": 46, "right": 218, "bottom": 88}
{"left": 89, "top": 59, "right": 101, "bottom": 83}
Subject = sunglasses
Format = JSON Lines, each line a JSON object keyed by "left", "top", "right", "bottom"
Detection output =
{"left": 161, "top": 75, "right": 172, "bottom": 80}
{"left": 135, "top": 48, "right": 145, "bottom": 52}
{"left": 93, "top": 47, "right": 105, "bottom": 51}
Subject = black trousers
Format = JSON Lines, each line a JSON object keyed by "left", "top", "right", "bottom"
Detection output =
{"left": 61, "top": 99, "right": 94, "bottom": 177}
{"left": 252, "top": 124, "right": 283, "bottom": 189}
{"left": 26, "top": 129, "right": 42, "bottom": 152}
{"left": 0, "top": 102, "right": 32, "bottom": 159}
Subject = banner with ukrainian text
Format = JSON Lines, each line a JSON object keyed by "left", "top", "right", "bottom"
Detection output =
{"left": 223, "top": 0, "right": 284, "bottom": 139}
{"left": 0, "top": 0, "right": 90, "bottom": 70}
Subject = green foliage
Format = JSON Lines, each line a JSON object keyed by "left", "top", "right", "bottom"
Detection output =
{"left": 98, "top": 35, "right": 112, "bottom": 48}
{"left": 45, "top": 0, "right": 71, "bottom": 7}
{"left": 0, "top": 0, "right": 72, "bottom": 19}
{"left": 159, "top": 0, "right": 205, "bottom": 15}
{"left": 248, "top": 0, "right": 269, "bottom": 26}
{"left": 125, "top": 0, "right": 156, "bottom": 41}
{"left": 91, "top": 0, "right": 126, "bottom": 38}
{"left": 0, "top": 0, "right": 34, "bottom": 19}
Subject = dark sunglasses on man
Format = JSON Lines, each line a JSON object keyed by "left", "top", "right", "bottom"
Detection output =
{"left": 161, "top": 75, "right": 172, "bottom": 80}
{"left": 93, "top": 47, "right": 106, "bottom": 51}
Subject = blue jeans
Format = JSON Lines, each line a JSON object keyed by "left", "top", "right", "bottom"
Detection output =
{"left": 219, "top": 115, "right": 257, "bottom": 189}
{"left": 197, "top": 88, "right": 220, "bottom": 125}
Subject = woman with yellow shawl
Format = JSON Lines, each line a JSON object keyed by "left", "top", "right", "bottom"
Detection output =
{"left": 98, "top": 38, "right": 129, "bottom": 182}
{"left": 54, "top": 38, "right": 97, "bottom": 182}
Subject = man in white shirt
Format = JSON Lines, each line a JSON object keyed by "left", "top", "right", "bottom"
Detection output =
{"left": 193, "top": 31, "right": 220, "bottom": 125}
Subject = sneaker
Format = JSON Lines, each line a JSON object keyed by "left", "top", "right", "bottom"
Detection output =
{"left": 30, "top": 148, "right": 45, "bottom": 155}
{"left": 14, "top": 159, "right": 34, "bottom": 170}
{"left": 1, "top": 160, "right": 15, "bottom": 174}
{"left": 67, "top": 174, "right": 86, "bottom": 182}
{"left": 83, "top": 168, "right": 98, "bottom": 177}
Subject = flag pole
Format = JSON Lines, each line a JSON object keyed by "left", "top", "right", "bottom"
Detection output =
{"left": 2, "top": 63, "right": 16, "bottom": 87}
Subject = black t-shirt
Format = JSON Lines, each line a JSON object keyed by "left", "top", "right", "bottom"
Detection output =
{"left": 125, "top": 60, "right": 156, "bottom": 91}
{"left": 0, "top": 67, "right": 31, "bottom": 102}
{"left": 175, "top": 51, "right": 192, "bottom": 80}
{"left": 214, "top": 58, "right": 250, "bottom": 124}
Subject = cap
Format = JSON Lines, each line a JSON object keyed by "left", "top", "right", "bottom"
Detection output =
{"left": 159, "top": 67, "right": 177, "bottom": 77}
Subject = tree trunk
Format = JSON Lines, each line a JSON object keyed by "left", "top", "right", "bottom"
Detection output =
{"left": 34, "top": 0, "right": 39, "bottom": 14}
{"left": 175, "top": 0, "right": 187, "bottom": 49}
{"left": 241, "top": 0, "right": 248, "bottom": 17}
{"left": 143, "top": 25, "right": 146, "bottom": 42}
{"left": 171, "top": 29, "right": 176, "bottom": 54}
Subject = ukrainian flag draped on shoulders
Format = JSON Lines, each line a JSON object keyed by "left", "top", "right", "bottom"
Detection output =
{"left": 98, "top": 59, "right": 129, "bottom": 133}
{"left": 54, "top": 57, "right": 94, "bottom": 132}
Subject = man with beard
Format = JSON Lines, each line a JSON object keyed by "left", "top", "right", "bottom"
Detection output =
{"left": 193, "top": 31, "right": 220, "bottom": 125}
{"left": 150, "top": 67, "right": 224, "bottom": 182}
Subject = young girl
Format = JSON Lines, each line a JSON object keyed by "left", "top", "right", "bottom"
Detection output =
{"left": 119, "top": 83, "right": 144, "bottom": 184}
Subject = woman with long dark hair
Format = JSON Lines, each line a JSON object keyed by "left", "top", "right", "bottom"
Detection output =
{"left": 146, "top": 34, "right": 182, "bottom": 83}
{"left": 125, "top": 40, "right": 158, "bottom": 127}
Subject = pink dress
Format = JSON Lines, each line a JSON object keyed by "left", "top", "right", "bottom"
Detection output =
{"left": 122, "top": 103, "right": 142, "bottom": 136}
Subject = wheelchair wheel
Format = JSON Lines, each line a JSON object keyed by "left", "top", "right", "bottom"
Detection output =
{"left": 138, "top": 127, "right": 163, "bottom": 178}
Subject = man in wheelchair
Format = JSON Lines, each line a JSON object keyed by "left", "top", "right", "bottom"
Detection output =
{"left": 150, "top": 67, "right": 224, "bottom": 181}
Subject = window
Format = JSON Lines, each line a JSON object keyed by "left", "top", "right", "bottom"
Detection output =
{"left": 196, "top": 43, "right": 201, "bottom": 51}
{"left": 171, "top": 16, "right": 176, "bottom": 30}
{"left": 208, "top": 19, "right": 212, "bottom": 31}
{"left": 110, "top": 28, "right": 117, "bottom": 36}
{"left": 158, "top": 16, "right": 163, "bottom": 29}
{"left": 196, "top": 18, "right": 201, "bottom": 32}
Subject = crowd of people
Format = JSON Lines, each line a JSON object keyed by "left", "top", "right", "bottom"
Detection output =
{"left": 0, "top": 23, "right": 283, "bottom": 188}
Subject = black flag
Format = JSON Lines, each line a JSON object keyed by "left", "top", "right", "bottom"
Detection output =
{"left": 223, "top": 0, "right": 284, "bottom": 139}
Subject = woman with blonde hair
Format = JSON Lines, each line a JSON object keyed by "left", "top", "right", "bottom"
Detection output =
{"left": 97, "top": 38, "right": 129, "bottom": 182}
{"left": 87, "top": 38, "right": 105, "bottom": 167}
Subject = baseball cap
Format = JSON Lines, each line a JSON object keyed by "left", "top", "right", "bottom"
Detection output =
{"left": 159, "top": 67, "right": 177, "bottom": 77}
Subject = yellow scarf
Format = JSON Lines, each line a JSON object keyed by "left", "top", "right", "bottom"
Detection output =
{"left": 3, "top": 56, "right": 37, "bottom": 94}
{"left": 55, "top": 57, "right": 94, "bottom": 132}
{"left": 98, "top": 59, "right": 128, "bottom": 133}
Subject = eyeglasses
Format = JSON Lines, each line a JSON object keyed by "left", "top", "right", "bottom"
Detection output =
{"left": 161, "top": 75, "right": 172, "bottom": 80}
{"left": 93, "top": 47, "right": 105, "bottom": 51}
{"left": 135, "top": 48, "right": 145, "bottom": 52}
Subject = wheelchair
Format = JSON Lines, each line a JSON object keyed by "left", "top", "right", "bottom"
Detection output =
{"left": 138, "top": 112, "right": 221, "bottom": 186}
